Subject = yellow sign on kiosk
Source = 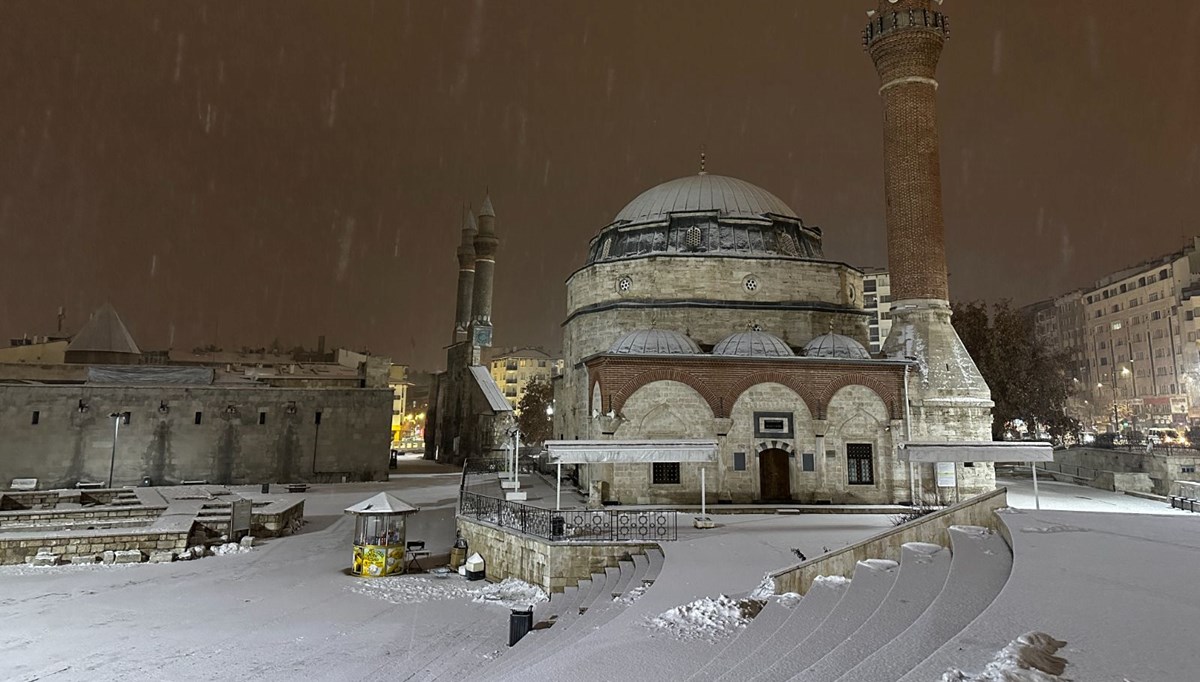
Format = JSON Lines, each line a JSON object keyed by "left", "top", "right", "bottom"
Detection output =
{"left": 344, "top": 492, "right": 420, "bottom": 578}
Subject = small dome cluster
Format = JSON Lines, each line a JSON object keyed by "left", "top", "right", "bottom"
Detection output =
{"left": 608, "top": 329, "right": 871, "bottom": 360}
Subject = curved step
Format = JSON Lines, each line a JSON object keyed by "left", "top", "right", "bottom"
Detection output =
{"left": 711, "top": 577, "right": 850, "bottom": 682}
{"left": 795, "top": 542, "right": 951, "bottom": 681}
{"left": 609, "top": 558, "right": 637, "bottom": 597}
{"left": 753, "top": 559, "right": 900, "bottom": 681}
{"left": 836, "top": 526, "right": 1013, "bottom": 682}
{"left": 688, "top": 595, "right": 801, "bottom": 682}
{"left": 492, "top": 566, "right": 625, "bottom": 677}
{"left": 642, "top": 547, "right": 665, "bottom": 584}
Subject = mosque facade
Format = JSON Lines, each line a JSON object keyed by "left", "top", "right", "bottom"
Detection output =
{"left": 551, "top": 0, "right": 996, "bottom": 506}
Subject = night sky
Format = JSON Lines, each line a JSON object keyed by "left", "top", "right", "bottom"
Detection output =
{"left": 2, "top": 1, "right": 1198, "bottom": 371}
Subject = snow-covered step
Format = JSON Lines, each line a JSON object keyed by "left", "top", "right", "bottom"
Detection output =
{"left": 688, "top": 596, "right": 800, "bottom": 682}
{"left": 535, "top": 579, "right": 588, "bottom": 626}
{"left": 794, "top": 542, "right": 951, "bottom": 681}
{"left": 609, "top": 557, "right": 637, "bottom": 597}
{"left": 753, "top": 558, "right": 899, "bottom": 681}
{"left": 492, "top": 567, "right": 625, "bottom": 677}
{"left": 393, "top": 618, "right": 482, "bottom": 681}
{"left": 642, "top": 547, "right": 665, "bottom": 584}
{"left": 836, "top": 525, "right": 1013, "bottom": 682}
{"left": 712, "top": 577, "right": 849, "bottom": 682}
{"left": 481, "top": 573, "right": 604, "bottom": 678}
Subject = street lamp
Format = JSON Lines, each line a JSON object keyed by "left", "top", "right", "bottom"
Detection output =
{"left": 108, "top": 411, "right": 131, "bottom": 488}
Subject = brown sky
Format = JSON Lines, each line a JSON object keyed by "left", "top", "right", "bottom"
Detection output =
{"left": 1, "top": 1, "right": 1198, "bottom": 370}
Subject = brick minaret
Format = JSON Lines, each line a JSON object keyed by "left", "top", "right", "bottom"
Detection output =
{"left": 453, "top": 208, "right": 477, "bottom": 343}
{"left": 863, "top": 1, "right": 993, "bottom": 487}
{"left": 469, "top": 194, "right": 498, "bottom": 348}
{"left": 865, "top": 0, "right": 949, "bottom": 303}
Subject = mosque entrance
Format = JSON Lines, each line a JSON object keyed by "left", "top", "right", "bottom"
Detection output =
{"left": 759, "top": 449, "right": 791, "bottom": 501}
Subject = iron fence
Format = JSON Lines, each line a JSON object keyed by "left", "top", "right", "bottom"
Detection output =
{"left": 458, "top": 490, "right": 677, "bottom": 543}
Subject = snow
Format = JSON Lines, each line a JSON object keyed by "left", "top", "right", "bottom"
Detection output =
{"left": 644, "top": 595, "right": 763, "bottom": 641}
{"left": 471, "top": 577, "right": 548, "bottom": 610}
{"left": 941, "top": 632, "right": 1069, "bottom": 681}
{"left": 349, "top": 574, "right": 479, "bottom": 605}
{"left": 209, "top": 541, "right": 252, "bottom": 556}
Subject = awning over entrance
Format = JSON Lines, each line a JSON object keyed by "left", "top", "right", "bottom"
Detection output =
{"left": 898, "top": 441, "right": 1054, "bottom": 463}
{"left": 545, "top": 439, "right": 718, "bottom": 464}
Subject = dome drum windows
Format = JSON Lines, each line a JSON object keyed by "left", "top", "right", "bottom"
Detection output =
{"left": 743, "top": 275, "right": 760, "bottom": 293}
{"left": 616, "top": 275, "right": 633, "bottom": 294}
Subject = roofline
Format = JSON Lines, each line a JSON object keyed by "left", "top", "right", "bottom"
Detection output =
{"left": 579, "top": 350, "right": 915, "bottom": 367}
{"left": 563, "top": 298, "right": 871, "bottom": 327}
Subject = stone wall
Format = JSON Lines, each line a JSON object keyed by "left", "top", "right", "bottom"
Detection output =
{"left": 769, "top": 487, "right": 1008, "bottom": 596}
{"left": 456, "top": 516, "right": 658, "bottom": 594}
{"left": 0, "top": 528, "right": 190, "bottom": 565}
{"left": 0, "top": 384, "right": 392, "bottom": 487}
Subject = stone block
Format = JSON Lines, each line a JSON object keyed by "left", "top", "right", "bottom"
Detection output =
{"left": 148, "top": 551, "right": 176, "bottom": 563}
{"left": 31, "top": 549, "right": 61, "bottom": 567}
{"left": 239, "top": 536, "right": 255, "bottom": 549}
{"left": 101, "top": 550, "right": 116, "bottom": 565}
{"left": 113, "top": 549, "right": 145, "bottom": 564}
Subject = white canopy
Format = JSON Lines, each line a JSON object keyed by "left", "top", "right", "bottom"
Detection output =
{"left": 898, "top": 441, "right": 1054, "bottom": 463}
{"left": 343, "top": 492, "right": 420, "bottom": 515}
{"left": 545, "top": 439, "right": 719, "bottom": 464}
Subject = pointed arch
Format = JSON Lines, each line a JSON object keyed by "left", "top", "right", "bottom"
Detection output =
{"left": 608, "top": 368, "right": 719, "bottom": 417}
{"left": 816, "top": 373, "right": 900, "bottom": 420}
{"left": 725, "top": 371, "right": 819, "bottom": 420}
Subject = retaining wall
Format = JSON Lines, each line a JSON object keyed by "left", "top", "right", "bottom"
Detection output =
{"left": 457, "top": 516, "right": 657, "bottom": 594}
{"left": 769, "top": 487, "right": 1009, "bottom": 595}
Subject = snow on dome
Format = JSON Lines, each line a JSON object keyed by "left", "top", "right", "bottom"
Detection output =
{"left": 614, "top": 174, "right": 797, "bottom": 225}
{"left": 712, "top": 331, "right": 795, "bottom": 358}
{"left": 803, "top": 332, "right": 872, "bottom": 360}
{"left": 609, "top": 329, "right": 701, "bottom": 355}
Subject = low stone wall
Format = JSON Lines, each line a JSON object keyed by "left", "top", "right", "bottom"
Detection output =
{"left": 457, "top": 516, "right": 658, "bottom": 594}
{"left": 0, "top": 527, "right": 191, "bottom": 565}
{"left": 0, "top": 506, "right": 164, "bottom": 528}
{"left": 1092, "top": 471, "right": 1154, "bottom": 494}
{"left": 769, "top": 487, "right": 1009, "bottom": 596}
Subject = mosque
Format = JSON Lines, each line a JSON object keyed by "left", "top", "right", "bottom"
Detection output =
{"left": 551, "top": 0, "right": 999, "bottom": 505}
{"left": 437, "top": 0, "right": 1000, "bottom": 506}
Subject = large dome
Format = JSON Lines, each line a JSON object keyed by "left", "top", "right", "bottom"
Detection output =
{"left": 585, "top": 173, "right": 822, "bottom": 265}
{"left": 609, "top": 329, "right": 701, "bottom": 355}
{"left": 712, "top": 331, "right": 796, "bottom": 358}
{"left": 803, "top": 332, "right": 872, "bottom": 360}
{"left": 615, "top": 174, "right": 797, "bottom": 225}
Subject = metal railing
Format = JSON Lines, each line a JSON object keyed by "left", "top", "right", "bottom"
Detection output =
{"left": 458, "top": 490, "right": 677, "bottom": 543}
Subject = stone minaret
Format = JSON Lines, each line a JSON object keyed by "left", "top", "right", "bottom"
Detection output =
{"left": 469, "top": 194, "right": 498, "bottom": 348}
{"left": 453, "top": 208, "right": 477, "bottom": 343}
{"left": 864, "top": 2, "right": 992, "bottom": 448}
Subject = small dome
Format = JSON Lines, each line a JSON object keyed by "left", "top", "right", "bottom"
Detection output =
{"left": 712, "top": 331, "right": 795, "bottom": 358}
{"left": 609, "top": 329, "right": 701, "bottom": 355}
{"left": 803, "top": 332, "right": 871, "bottom": 360}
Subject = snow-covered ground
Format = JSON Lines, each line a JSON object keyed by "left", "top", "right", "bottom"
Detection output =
{"left": 0, "top": 468, "right": 890, "bottom": 682}
{"left": 5, "top": 461, "right": 1193, "bottom": 682}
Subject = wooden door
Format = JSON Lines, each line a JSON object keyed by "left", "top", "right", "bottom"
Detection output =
{"left": 759, "top": 449, "right": 791, "bottom": 501}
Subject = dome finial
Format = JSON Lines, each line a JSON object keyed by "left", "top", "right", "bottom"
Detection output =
{"left": 698, "top": 145, "right": 707, "bottom": 176}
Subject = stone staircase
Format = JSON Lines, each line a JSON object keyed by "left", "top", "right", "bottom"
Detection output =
{"left": 391, "top": 548, "right": 665, "bottom": 682}
{"left": 433, "top": 525, "right": 1009, "bottom": 682}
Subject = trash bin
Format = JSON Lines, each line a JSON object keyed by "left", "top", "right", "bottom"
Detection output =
{"left": 261, "top": 483, "right": 270, "bottom": 494}
{"left": 550, "top": 516, "right": 565, "bottom": 540}
{"left": 464, "top": 552, "right": 486, "bottom": 581}
{"left": 509, "top": 607, "right": 534, "bottom": 647}
{"left": 449, "top": 535, "right": 468, "bottom": 570}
